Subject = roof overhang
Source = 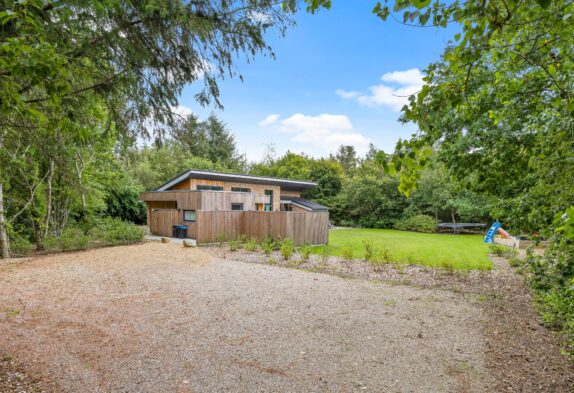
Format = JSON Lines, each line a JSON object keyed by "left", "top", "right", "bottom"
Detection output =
{"left": 156, "top": 169, "right": 317, "bottom": 192}
{"left": 280, "top": 197, "right": 329, "bottom": 212}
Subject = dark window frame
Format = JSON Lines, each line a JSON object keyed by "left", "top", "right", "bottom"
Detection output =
{"left": 231, "top": 187, "right": 251, "bottom": 193}
{"left": 183, "top": 210, "right": 196, "bottom": 222}
{"left": 231, "top": 203, "right": 244, "bottom": 211}
{"left": 264, "top": 189, "right": 273, "bottom": 211}
{"left": 196, "top": 185, "right": 223, "bottom": 191}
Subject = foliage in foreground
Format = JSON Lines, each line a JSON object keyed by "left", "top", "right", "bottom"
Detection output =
{"left": 9, "top": 218, "right": 144, "bottom": 256}
{"left": 526, "top": 214, "right": 574, "bottom": 356}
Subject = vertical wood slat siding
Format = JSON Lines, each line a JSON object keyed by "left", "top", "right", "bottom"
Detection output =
{"left": 194, "top": 211, "right": 328, "bottom": 245}
{"left": 149, "top": 209, "right": 196, "bottom": 239}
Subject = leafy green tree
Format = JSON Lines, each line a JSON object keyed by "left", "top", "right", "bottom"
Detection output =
{"left": 336, "top": 162, "right": 407, "bottom": 228}
{"left": 124, "top": 144, "right": 227, "bottom": 191}
{"left": 332, "top": 145, "right": 358, "bottom": 177}
{"left": 0, "top": 0, "right": 303, "bottom": 257}
{"left": 250, "top": 151, "right": 313, "bottom": 180}
{"left": 171, "top": 113, "right": 240, "bottom": 169}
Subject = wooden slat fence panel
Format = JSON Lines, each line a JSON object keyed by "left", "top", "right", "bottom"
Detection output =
{"left": 150, "top": 209, "right": 196, "bottom": 238}
{"left": 195, "top": 211, "right": 328, "bottom": 245}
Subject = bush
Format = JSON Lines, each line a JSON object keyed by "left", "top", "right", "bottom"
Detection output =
{"left": 280, "top": 238, "right": 294, "bottom": 260}
{"left": 341, "top": 244, "right": 354, "bottom": 260}
{"left": 9, "top": 235, "right": 33, "bottom": 256}
{"left": 488, "top": 244, "right": 507, "bottom": 256}
{"left": 362, "top": 240, "right": 375, "bottom": 261}
{"left": 215, "top": 232, "right": 226, "bottom": 247}
{"left": 508, "top": 256, "right": 523, "bottom": 267}
{"left": 245, "top": 238, "right": 258, "bottom": 252}
{"left": 97, "top": 218, "right": 144, "bottom": 246}
{"left": 489, "top": 244, "right": 518, "bottom": 258}
{"left": 394, "top": 215, "right": 437, "bottom": 233}
{"left": 228, "top": 239, "right": 240, "bottom": 252}
{"left": 527, "top": 238, "right": 574, "bottom": 356}
{"left": 299, "top": 244, "right": 312, "bottom": 261}
{"left": 535, "top": 286, "right": 574, "bottom": 356}
{"left": 60, "top": 228, "right": 90, "bottom": 251}
{"left": 377, "top": 246, "right": 391, "bottom": 263}
{"left": 42, "top": 235, "right": 61, "bottom": 252}
{"left": 261, "top": 237, "right": 274, "bottom": 256}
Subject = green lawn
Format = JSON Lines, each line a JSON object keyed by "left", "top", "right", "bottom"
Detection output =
{"left": 313, "top": 228, "right": 492, "bottom": 270}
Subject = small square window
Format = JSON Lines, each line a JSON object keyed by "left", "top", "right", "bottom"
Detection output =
{"left": 231, "top": 203, "right": 244, "bottom": 211}
{"left": 183, "top": 210, "right": 196, "bottom": 222}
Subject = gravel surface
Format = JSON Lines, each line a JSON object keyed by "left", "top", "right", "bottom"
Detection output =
{"left": 0, "top": 242, "right": 498, "bottom": 392}
{"left": 211, "top": 247, "right": 574, "bottom": 392}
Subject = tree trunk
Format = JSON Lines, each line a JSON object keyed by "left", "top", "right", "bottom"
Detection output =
{"left": 43, "top": 159, "right": 55, "bottom": 238}
{"left": 0, "top": 183, "right": 10, "bottom": 259}
{"left": 451, "top": 209, "right": 456, "bottom": 224}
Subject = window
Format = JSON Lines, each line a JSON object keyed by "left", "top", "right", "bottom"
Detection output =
{"left": 197, "top": 185, "right": 223, "bottom": 191}
{"left": 231, "top": 203, "right": 244, "bottom": 211}
{"left": 231, "top": 187, "right": 250, "bottom": 193}
{"left": 264, "top": 189, "right": 273, "bottom": 211}
{"left": 183, "top": 210, "right": 196, "bottom": 222}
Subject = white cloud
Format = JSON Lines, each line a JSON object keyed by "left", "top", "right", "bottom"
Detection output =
{"left": 258, "top": 113, "right": 370, "bottom": 154}
{"left": 381, "top": 68, "right": 424, "bottom": 85}
{"left": 258, "top": 114, "right": 280, "bottom": 127}
{"left": 337, "top": 68, "right": 424, "bottom": 112}
{"left": 248, "top": 10, "right": 271, "bottom": 23}
{"left": 335, "top": 89, "right": 361, "bottom": 99}
{"left": 171, "top": 105, "right": 193, "bottom": 118}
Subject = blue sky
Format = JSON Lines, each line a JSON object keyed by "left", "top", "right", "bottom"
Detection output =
{"left": 176, "top": 3, "right": 456, "bottom": 161}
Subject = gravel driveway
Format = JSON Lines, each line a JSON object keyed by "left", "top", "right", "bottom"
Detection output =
{"left": 2, "top": 242, "right": 494, "bottom": 392}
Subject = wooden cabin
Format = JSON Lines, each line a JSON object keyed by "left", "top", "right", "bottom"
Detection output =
{"left": 139, "top": 170, "right": 329, "bottom": 245}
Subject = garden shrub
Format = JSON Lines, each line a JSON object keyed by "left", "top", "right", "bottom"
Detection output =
{"left": 228, "top": 239, "right": 240, "bottom": 252}
{"left": 60, "top": 228, "right": 90, "bottom": 251}
{"left": 377, "top": 246, "right": 391, "bottom": 264}
{"left": 526, "top": 235, "right": 574, "bottom": 357}
{"left": 341, "top": 244, "right": 354, "bottom": 260}
{"left": 488, "top": 244, "right": 507, "bottom": 256}
{"left": 298, "top": 244, "right": 312, "bottom": 261}
{"left": 489, "top": 244, "right": 518, "bottom": 258}
{"left": 42, "top": 235, "right": 61, "bottom": 252}
{"left": 245, "top": 238, "right": 258, "bottom": 252}
{"left": 98, "top": 218, "right": 144, "bottom": 246}
{"left": 215, "top": 232, "right": 226, "bottom": 247}
{"left": 9, "top": 235, "right": 33, "bottom": 256}
{"left": 261, "top": 237, "right": 274, "bottom": 256}
{"left": 394, "top": 214, "right": 437, "bottom": 233}
{"left": 362, "top": 240, "right": 375, "bottom": 261}
{"left": 280, "top": 238, "right": 294, "bottom": 260}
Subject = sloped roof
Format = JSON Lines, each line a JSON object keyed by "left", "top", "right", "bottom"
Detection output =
{"left": 156, "top": 169, "right": 317, "bottom": 192}
{"left": 280, "top": 197, "right": 329, "bottom": 212}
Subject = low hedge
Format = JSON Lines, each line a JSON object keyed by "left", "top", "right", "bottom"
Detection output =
{"left": 394, "top": 214, "right": 438, "bottom": 233}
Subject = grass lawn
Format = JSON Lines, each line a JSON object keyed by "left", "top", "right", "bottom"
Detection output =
{"left": 313, "top": 228, "right": 492, "bottom": 270}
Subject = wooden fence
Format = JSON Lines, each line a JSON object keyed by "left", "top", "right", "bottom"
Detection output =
{"left": 149, "top": 209, "right": 196, "bottom": 239}
{"left": 195, "top": 211, "right": 329, "bottom": 245}
{"left": 149, "top": 209, "right": 329, "bottom": 245}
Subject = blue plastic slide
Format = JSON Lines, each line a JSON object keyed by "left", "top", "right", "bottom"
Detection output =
{"left": 484, "top": 222, "right": 502, "bottom": 243}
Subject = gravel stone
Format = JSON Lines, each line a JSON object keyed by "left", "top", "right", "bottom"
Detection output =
{"left": 0, "top": 242, "right": 570, "bottom": 392}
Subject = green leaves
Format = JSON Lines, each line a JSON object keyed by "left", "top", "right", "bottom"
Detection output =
{"left": 536, "top": 0, "right": 552, "bottom": 8}
{"left": 412, "top": 0, "right": 431, "bottom": 9}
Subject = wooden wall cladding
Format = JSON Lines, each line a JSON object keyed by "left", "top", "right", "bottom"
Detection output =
{"left": 194, "top": 211, "right": 329, "bottom": 245}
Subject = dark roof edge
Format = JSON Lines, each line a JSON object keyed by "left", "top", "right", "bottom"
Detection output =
{"left": 156, "top": 169, "right": 317, "bottom": 191}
